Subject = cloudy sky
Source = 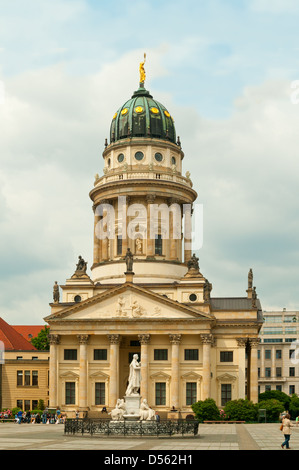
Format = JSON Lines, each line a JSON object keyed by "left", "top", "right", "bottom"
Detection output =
{"left": 0, "top": 0, "right": 298, "bottom": 324}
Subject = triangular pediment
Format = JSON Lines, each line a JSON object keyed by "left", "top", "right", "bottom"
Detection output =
{"left": 45, "top": 283, "right": 213, "bottom": 322}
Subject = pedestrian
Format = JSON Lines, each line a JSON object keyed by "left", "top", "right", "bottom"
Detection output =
{"left": 296, "top": 416, "right": 299, "bottom": 427}
{"left": 281, "top": 413, "right": 293, "bottom": 449}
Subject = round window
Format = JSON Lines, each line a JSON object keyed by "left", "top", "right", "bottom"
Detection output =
{"left": 155, "top": 152, "right": 163, "bottom": 162}
{"left": 189, "top": 294, "right": 197, "bottom": 302}
{"left": 135, "top": 151, "right": 144, "bottom": 161}
{"left": 171, "top": 156, "right": 176, "bottom": 165}
{"left": 74, "top": 295, "right": 82, "bottom": 303}
{"left": 117, "top": 153, "right": 124, "bottom": 163}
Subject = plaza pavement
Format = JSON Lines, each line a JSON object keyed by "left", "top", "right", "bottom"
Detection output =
{"left": 0, "top": 422, "right": 298, "bottom": 451}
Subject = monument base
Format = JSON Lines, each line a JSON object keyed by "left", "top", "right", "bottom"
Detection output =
{"left": 123, "top": 395, "right": 140, "bottom": 421}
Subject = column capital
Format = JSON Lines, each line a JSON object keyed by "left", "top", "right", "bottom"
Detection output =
{"left": 138, "top": 334, "right": 151, "bottom": 345}
{"left": 49, "top": 334, "right": 60, "bottom": 345}
{"left": 248, "top": 337, "right": 260, "bottom": 348}
{"left": 107, "top": 334, "right": 121, "bottom": 344}
{"left": 201, "top": 333, "right": 213, "bottom": 345}
{"left": 77, "top": 334, "right": 89, "bottom": 344}
{"left": 236, "top": 337, "right": 248, "bottom": 347}
{"left": 146, "top": 194, "right": 156, "bottom": 204}
{"left": 169, "top": 334, "right": 182, "bottom": 344}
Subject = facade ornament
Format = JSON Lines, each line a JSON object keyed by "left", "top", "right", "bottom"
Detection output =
{"left": 77, "top": 334, "right": 89, "bottom": 344}
{"left": 138, "top": 334, "right": 151, "bottom": 344}
{"left": 248, "top": 337, "right": 260, "bottom": 349}
{"left": 116, "top": 296, "right": 126, "bottom": 316}
{"left": 131, "top": 300, "right": 144, "bottom": 317}
{"left": 203, "top": 279, "right": 212, "bottom": 302}
{"left": 248, "top": 268, "right": 253, "bottom": 290}
{"left": 49, "top": 334, "right": 60, "bottom": 345}
{"left": 187, "top": 253, "right": 199, "bottom": 272}
{"left": 75, "top": 255, "right": 88, "bottom": 274}
{"left": 201, "top": 334, "right": 213, "bottom": 345}
{"left": 139, "top": 53, "right": 146, "bottom": 84}
{"left": 125, "top": 248, "right": 133, "bottom": 272}
{"left": 236, "top": 338, "right": 248, "bottom": 348}
{"left": 252, "top": 286, "right": 257, "bottom": 308}
{"left": 53, "top": 281, "right": 60, "bottom": 303}
{"left": 107, "top": 334, "right": 121, "bottom": 344}
{"left": 169, "top": 334, "right": 182, "bottom": 344}
{"left": 125, "top": 354, "right": 141, "bottom": 396}
{"left": 135, "top": 237, "right": 143, "bottom": 254}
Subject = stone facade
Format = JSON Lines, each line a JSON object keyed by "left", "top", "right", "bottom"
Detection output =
{"left": 44, "top": 76, "right": 263, "bottom": 417}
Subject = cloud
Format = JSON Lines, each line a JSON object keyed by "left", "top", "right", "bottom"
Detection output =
{"left": 0, "top": 47, "right": 298, "bottom": 324}
{"left": 250, "top": 0, "right": 299, "bottom": 13}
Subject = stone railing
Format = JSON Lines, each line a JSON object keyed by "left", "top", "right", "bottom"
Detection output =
{"left": 94, "top": 170, "right": 193, "bottom": 188}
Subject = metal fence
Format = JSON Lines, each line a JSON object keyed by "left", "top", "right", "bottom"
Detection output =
{"left": 64, "top": 418, "right": 199, "bottom": 437}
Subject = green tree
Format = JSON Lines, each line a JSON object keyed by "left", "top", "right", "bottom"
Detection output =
{"left": 289, "top": 394, "right": 299, "bottom": 420}
{"left": 191, "top": 398, "right": 220, "bottom": 423}
{"left": 257, "top": 399, "right": 284, "bottom": 423}
{"left": 258, "top": 390, "right": 291, "bottom": 411}
{"left": 224, "top": 399, "right": 258, "bottom": 422}
{"left": 30, "top": 325, "right": 50, "bottom": 351}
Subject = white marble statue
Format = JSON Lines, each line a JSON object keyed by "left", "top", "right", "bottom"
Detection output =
{"left": 139, "top": 399, "right": 155, "bottom": 421}
{"left": 109, "top": 398, "right": 126, "bottom": 421}
{"left": 125, "top": 354, "right": 141, "bottom": 396}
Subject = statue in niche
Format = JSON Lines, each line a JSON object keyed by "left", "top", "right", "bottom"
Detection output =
{"left": 248, "top": 268, "right": 253, "bottom": 290}
{"left": 135, "top": 237, "right": 142, "bottom": 254}
{"left": 187, "top": 253, "right": 199, "bottom": 272}
{"left": 125, "top": 354, "right": 141, "bottom": 396}
{"left": 139, "top": 399, "right": 156, "bottom": 421}
{"left": 53, "top": 281, "right": 60, "bottom": 303}
{"left": 109, "top": 399, "right": 126, "bottom": 421}
{"left": 76, "top": 255, "right": 87, "bottom": 274}
{"left": 125, "top": 248, "right": 133, "bottom": 272}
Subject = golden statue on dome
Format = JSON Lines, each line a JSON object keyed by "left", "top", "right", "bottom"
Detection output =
{"left": 139, "top": 53, "right": 146, "bottom": 84}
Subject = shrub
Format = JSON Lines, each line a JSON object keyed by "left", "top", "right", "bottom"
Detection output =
{"left": 191, "top": 399, "right": 220, "bottom": 423}
{"left": 289, "top": 395, "right": 299, "bottom": 420}
{"left": 258, "top": 390, "right": 291, "bottom": 410}
{"left": 257, "top": 399, "right": 284, "bottom": 423}
{"left": 224, "top": 399, "right": 258, "bottom": 422}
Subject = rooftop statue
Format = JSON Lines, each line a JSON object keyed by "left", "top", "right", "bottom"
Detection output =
{"left": 125, "top": 248, "right": 133, "bottom": 272}
{"left": 76, "top": 255, "right": 88, "bottom": 274}
{"left": 139, "top": 53, "right": 146, "bottom": 84}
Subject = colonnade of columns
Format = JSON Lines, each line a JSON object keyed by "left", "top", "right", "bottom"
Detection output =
{"left": 48, "top": 333, "right": 260, "bottom": 410}
{"left": 92, "top": 195, "right": 194, "bottom": 265}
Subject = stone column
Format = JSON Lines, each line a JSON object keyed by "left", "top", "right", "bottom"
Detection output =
{"left": 169, "top": 334, "right": 181, "bottom": 410}
{"left": 183, "top": 205, "right": 192, "bottom": 263}
{"left": 77, "top": 334, "right": 89, "bottom": 411}
{"left": 201, "top": 334, "right": 213, "bottom": 400}
{"left": 168, "top": 198, "right": 180, "bottom": 260}
{"left": 249, "top": 338, "right": 260, "bottom": 403}
{"left": 121, "top": 196, "right": 130, "bottom": 257}
{"left": 260, "top": 343, "right": 265, "bottom": 378}
{"left": 138, "top": 334, "right": 151, "bottom": 400}
{"left": 236, "top": 338, "right": 247, "bottom": 399}
{"left": 49, "top": 334, "right": 60, "bottom": 408}
{"left": 108, "top": 334, "right": 121, "bottom": 408}
{"left": 146, "top": 195, "right": 156, "bottom": 258}
{"left": 93, "top": 205, "right": 101, "bottom": 264}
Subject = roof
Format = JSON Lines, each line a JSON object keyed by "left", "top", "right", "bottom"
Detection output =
{"left": 13, "top": 325, "right": 45, "bottom": 341}
{"left": 211, "top": 297, "right": 262, "bottom": 311}
{"left": 110, "top": 84, "right": 176, "bottom": 144}
{"left": 0, "top": 318, "right": 37, "bottom": 351}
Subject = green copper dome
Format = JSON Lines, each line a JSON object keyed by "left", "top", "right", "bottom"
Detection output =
{"left": 110, "top": 84, "right": 176, "bottom": 144}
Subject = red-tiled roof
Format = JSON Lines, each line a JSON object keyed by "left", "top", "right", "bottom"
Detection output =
{"left": 0, "top": 318, "right": 37, "bottom": 351}
{"left": 13, "top": 325, "right": 45, "bottom": 341}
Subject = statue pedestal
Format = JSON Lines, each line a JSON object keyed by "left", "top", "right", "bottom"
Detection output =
{"left": 123, "top": 395, "right": 140, "bottom": 421}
